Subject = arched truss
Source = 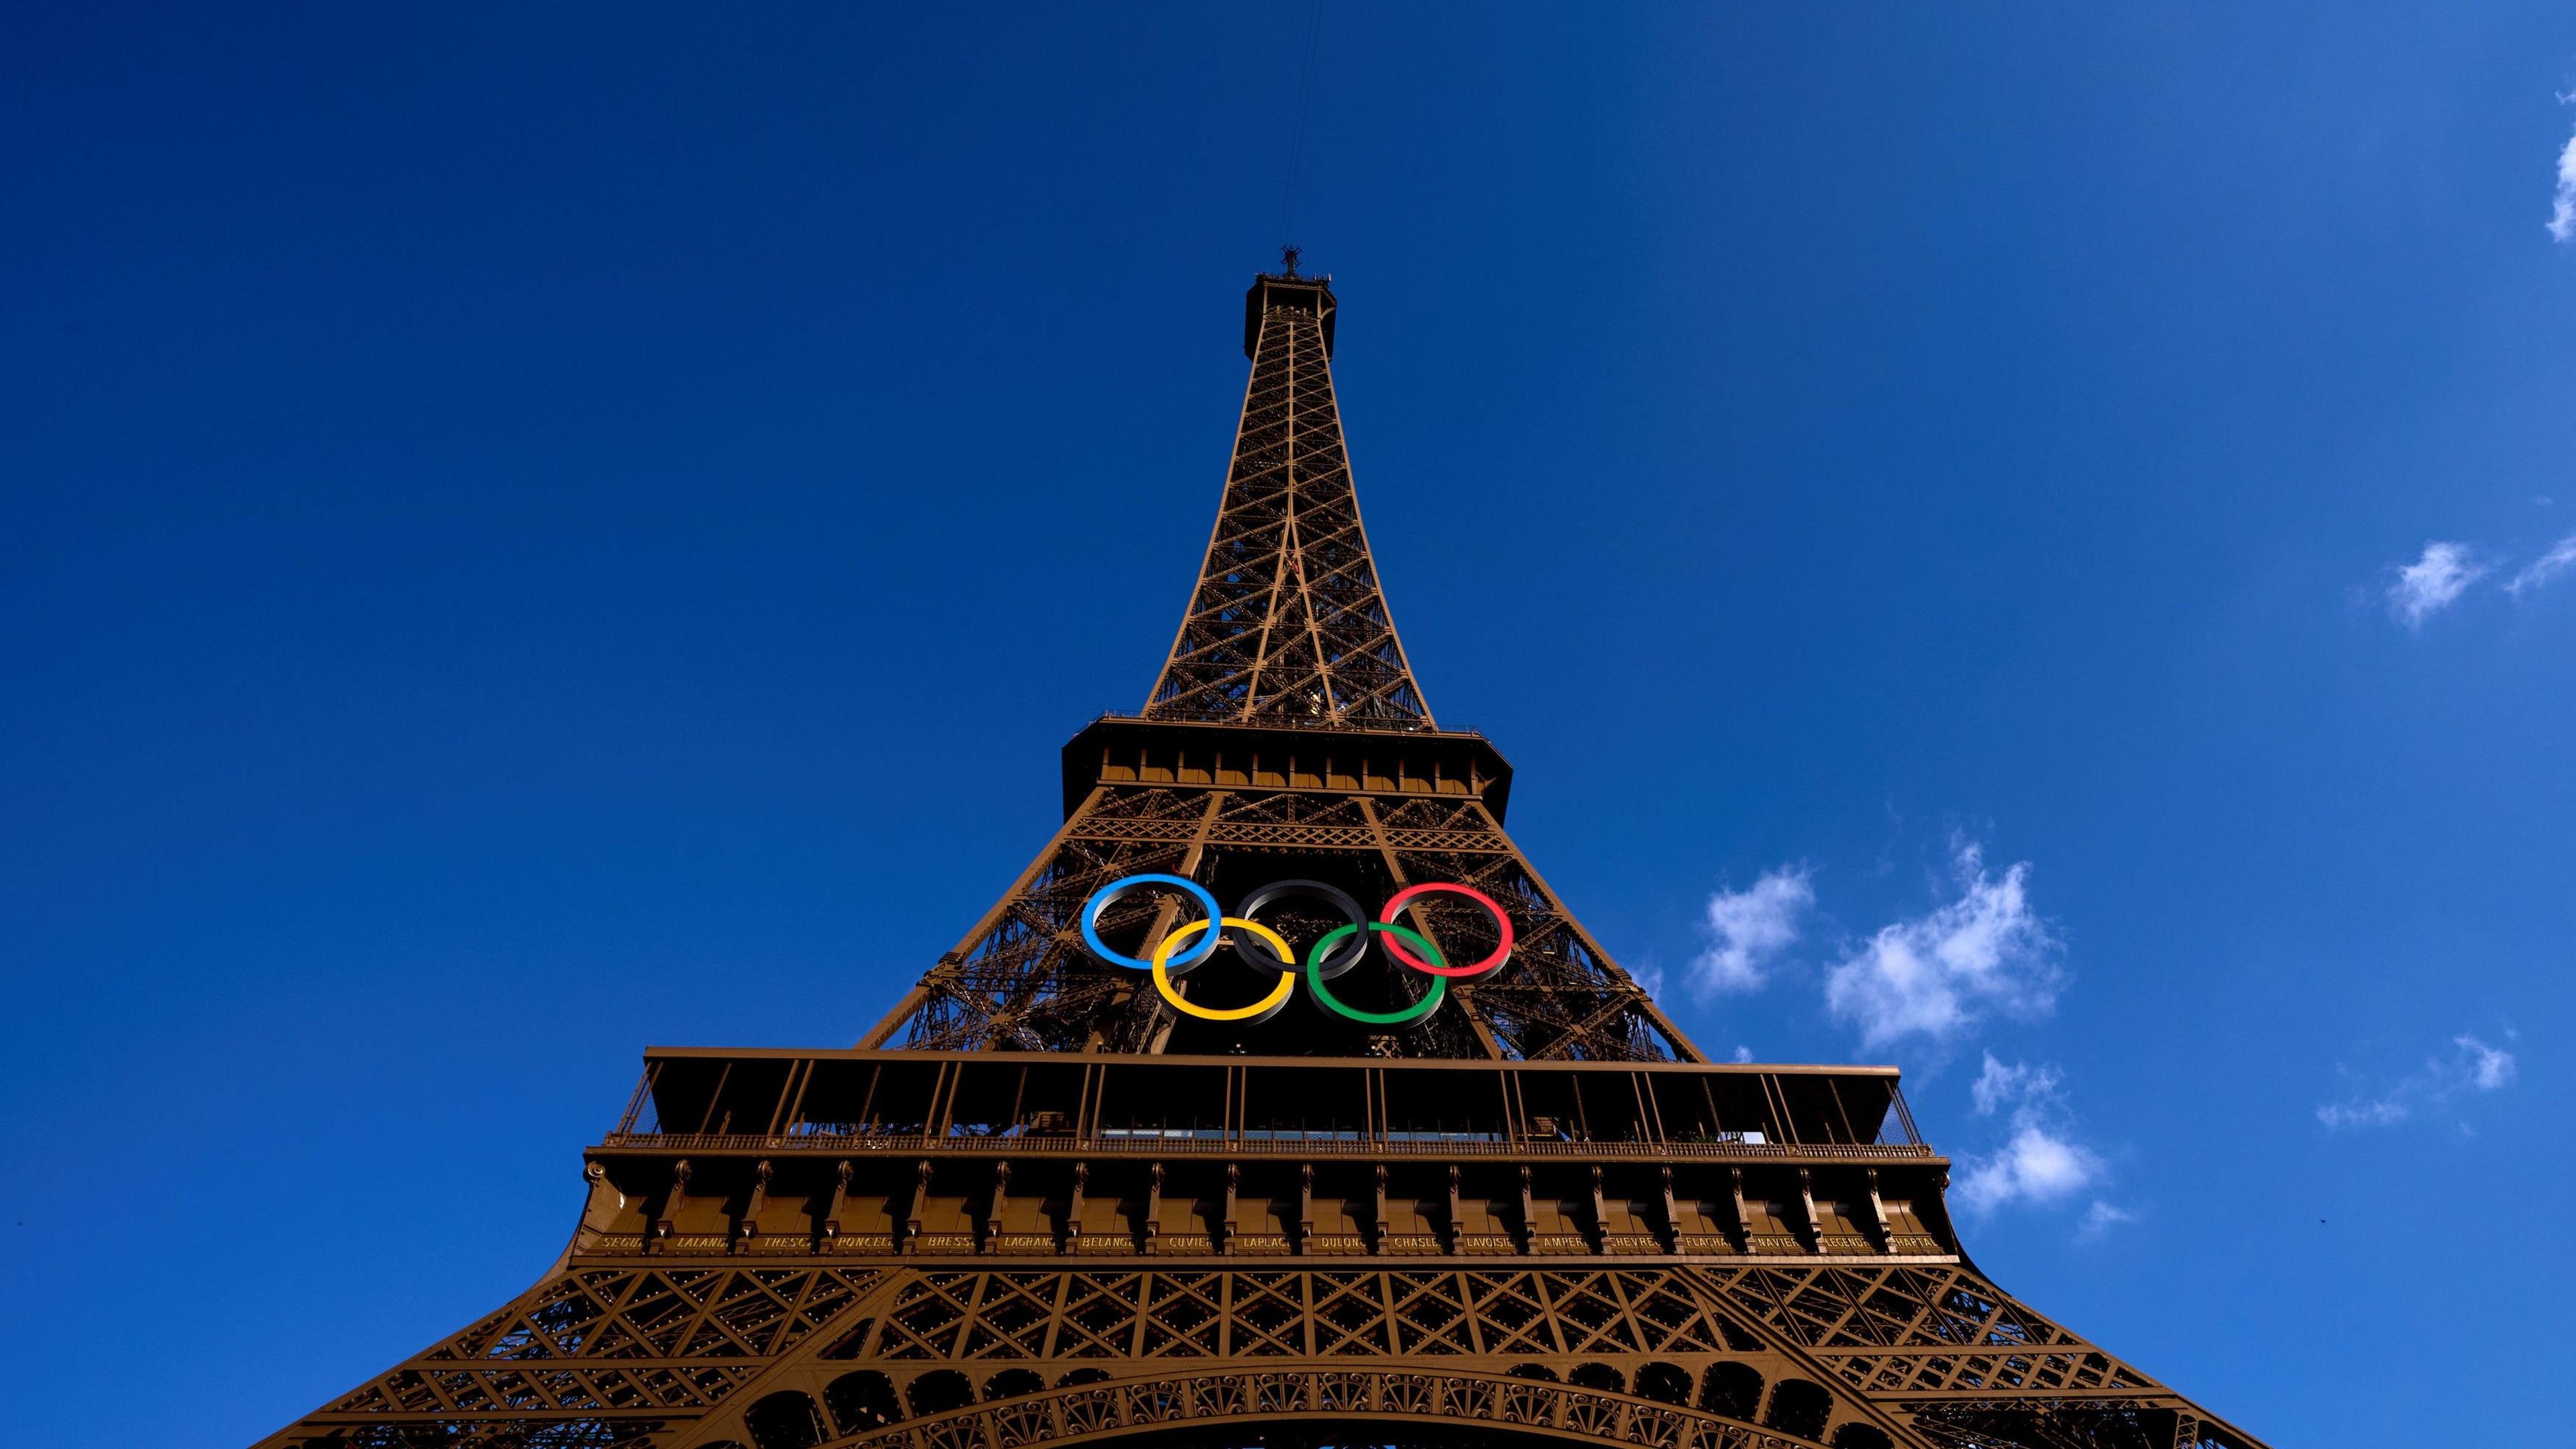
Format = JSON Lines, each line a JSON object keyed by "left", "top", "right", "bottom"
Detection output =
{"left": 806, "top": 1368, "right": 1823, "bottom": 1449}
{"left": 275, "top": 1260, "right": 2261, "bottom": 1449}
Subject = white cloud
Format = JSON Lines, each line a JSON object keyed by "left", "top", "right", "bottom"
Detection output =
{"left": 1825, "top": 842, "right": 2061, "bottom": 1049}
{"left": 1955, "top": 1051, "right": 2106, "bottom": 1216}
{"left": 2506, "top": 533, "right": 2576, "bottom": 596}
{"left": 2314, "top": 1097, "right": 2408, "bottom": 1130}
{"left": 2076, "top": 1201, "right": 2136, "bottom": 1240}
{"left": 2459, "top": 1033, "right": 2518, "bottom": 1090}
{"left": 2387, "top": 541, "right": 2487, "bottom": 628}
{"left": 1970, "top": 1054, "right": 2061, "bottom": 1116}
{"left": 2551, "top": 127, "right": 2576, "bottom": 244}
{"left": 1956, "top": 1124, "right": 2103, "bottom": 1214}
{"left": 2317, "top": 1032, "right": 2519, "bottom": 1130}
{"left": 1690, "top": 865, "right": 1813, "bottom": 996}
{"left": 1731, "top": 1044, "right": 1754, "bottom": 1063}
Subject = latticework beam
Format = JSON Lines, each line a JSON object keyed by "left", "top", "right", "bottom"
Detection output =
{"left": 1146, "top": 276, "right": 1430, "bottom": 728}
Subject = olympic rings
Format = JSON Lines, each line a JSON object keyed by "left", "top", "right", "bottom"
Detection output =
{"left": 1378, "top": 883, "right": 1515, "bottom": 977}
{"left": 1152, "top": 917, "right": 1298, "bottom": 1023}
{"left": 1076, "top": 873, "right": 1513, "bottom": 1029}
{"left": 1081, "top": 873, "right": 1222, "bottom": 973}
{"left": 1305, "top": 922, "right": 1448, "bottom": 1026}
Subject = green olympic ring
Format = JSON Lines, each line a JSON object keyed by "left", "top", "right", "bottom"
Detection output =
{"left": 1303, "top": 922, "right": 1448, "bottom": 1026}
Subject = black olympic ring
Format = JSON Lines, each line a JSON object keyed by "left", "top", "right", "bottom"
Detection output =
{"left": 1228, "top": 879, "right": 1371, "bottom": 980}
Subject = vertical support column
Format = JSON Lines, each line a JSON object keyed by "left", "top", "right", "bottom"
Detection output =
{"left": 1796, "top": 1167, "right": 1823, "bottom": 1253}
{"left": 901, "top": 1160, "right": 930, "bottom": 1254}
{"left": 1760, "top": 1073, "right": 1799, "bottom": 1146}
{"left": 1634, "top": 1071, "right": 1665, "bottom": 1144}
{"left": 1371, "top": 1163, "right": 1390, "bottom": 1253}
{"left": 818, "top": 1160, "right": 853, "bottom": 1250}
{"left": 1222, "top": 1163, "right": 1240, "bottom": 1256}
{"left": 985, "top": 1160, "right": 1011, "bottom": 1254}
{"left": 1587, "top": 1164, "right": 1609, "bottom": 1254}
{"left": 1446, "top": 1165, "right": 1463, "bottom": 1254}
{"left": 649, "top": 1159, "right": 690, "bottom": 1255}
{"left": 1728, "top": 1167, "right": 1752, "bottom": 1254}
{"left": 1517, "top": 1165, "right": 1536, "bottom": 1255}
{"left": 1297, "top": 1163, "right": 1315, "bottom": 1252}
{"left": 574, "top": 1161, "right": 617, "bottom": 1255}
{"left": 692, "top": 1065, "right": 734, "bottom": 1136}
{"left": 1862, "top": 1168, "right": 1894, "bottom": 1252}
{"left": 761, "top": 1064, "right": 804, "bottom": 1138}
{"left": 734, "top": 1159, "right": 772, "bottom": 1253}
{"left": 1067, "top": 1161, "right": 1089, "bottom": 1253}
{"left": 930, "top": 1061, "right": 960, "bottom": 1138}
{"left": 1077, "top": 1062, "right": 1103, "bottom": 1139}
{"left": 1658, "top": 1164, "right": 1681, "bottom": 1254}
{"left": 1143, "top": 1163, "right": 1165, "bottom": 1254}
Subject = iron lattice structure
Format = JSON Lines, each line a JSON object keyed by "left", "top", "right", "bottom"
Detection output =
{"left": 259, "top": 270, "right": 2271, "bottom": 1449}
{"left": 1144, "top": 275, "right": 1427, "bottom": 727}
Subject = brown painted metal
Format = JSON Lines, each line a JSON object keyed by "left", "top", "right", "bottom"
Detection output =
{"left": 1146, "top": 272, "right": 1425, "bottom": 728}
{"left": 256, "top": 270, "right": 2271, "bottom": 1449}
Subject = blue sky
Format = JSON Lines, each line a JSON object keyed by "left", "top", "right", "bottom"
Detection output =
{"left": 4, "top": 6, "right": 2573, "bottom": 1446}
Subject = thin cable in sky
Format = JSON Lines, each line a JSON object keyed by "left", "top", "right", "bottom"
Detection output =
{"left": 1281, "top": 1, "right": 1325, "bottom": 247}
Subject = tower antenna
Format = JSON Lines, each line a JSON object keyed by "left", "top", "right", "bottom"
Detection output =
{"left": 1279, "top": 0, "right": 1325, "bottom": 255}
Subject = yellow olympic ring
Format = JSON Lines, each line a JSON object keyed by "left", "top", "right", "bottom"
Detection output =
{"left": 1150, "top": 916, "right": 1298, "bottom": 1022}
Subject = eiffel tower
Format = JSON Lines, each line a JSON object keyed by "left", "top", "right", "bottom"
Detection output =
{"left": 260, "top": 263, "right": 2271, "bottom": 1449}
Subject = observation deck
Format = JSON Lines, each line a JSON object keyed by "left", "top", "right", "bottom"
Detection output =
{"left": 574, "top": 1049, "right": 1956, "bottom": 1264}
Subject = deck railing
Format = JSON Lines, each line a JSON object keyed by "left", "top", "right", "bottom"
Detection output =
{"left": 593, "top": 1127, "right": 1936, "bottom": 1160}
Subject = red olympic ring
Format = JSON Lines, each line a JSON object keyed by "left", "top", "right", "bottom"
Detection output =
{"left": 1377, "top": 883, "right": 1515, "bottom": 977}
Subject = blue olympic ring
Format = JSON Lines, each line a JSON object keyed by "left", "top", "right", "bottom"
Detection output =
{"left": 1079, "top": 872, "right": 1224, "bottom": 972}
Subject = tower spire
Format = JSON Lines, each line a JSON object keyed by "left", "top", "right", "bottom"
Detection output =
{"left": 1145, "top": 268, "right": 1432, "bottom": 728}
